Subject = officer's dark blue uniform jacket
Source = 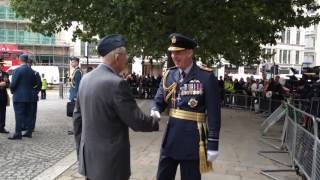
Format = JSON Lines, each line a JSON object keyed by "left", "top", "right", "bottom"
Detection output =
{"left": 69, "top": 67, "right": 81, "bottom": 101}
{"left": 10, "top": 64, "right": 36, "bottom": 102}
{"left": 152, "top": 63, "right": 221, "bottom": 160}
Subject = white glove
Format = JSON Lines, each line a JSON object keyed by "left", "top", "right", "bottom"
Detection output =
{"left": 207, "top": 150, "right": 219, "bottom": 162}
{"left": 150, "top": 110, "right": 161, "bottom": 120}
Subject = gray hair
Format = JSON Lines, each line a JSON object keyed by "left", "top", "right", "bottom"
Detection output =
{"left": 103, "top": 47, "right": 126, "bottom": 61}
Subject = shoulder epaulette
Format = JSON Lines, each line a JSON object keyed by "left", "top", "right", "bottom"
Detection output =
{"left": 162, "top": 66, "right": 177, "bottom": 76}
{"left": 199, "top": 65, "right": 213, "bottom": 72}
{"left": 166, "top": 66, "right": 177, "bottom": 71}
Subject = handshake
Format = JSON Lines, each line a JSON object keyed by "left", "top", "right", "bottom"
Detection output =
{"left": 150, "top": 110, "right": 161, "bottom": 131}
{"left": 150, "top": 110, "right": 161, "bottom": 121}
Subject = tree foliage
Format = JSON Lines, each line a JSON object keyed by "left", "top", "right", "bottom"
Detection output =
{"left": 10, "top": 0, "right": 320, "bottom": 65}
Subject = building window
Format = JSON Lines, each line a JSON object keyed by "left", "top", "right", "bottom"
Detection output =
{"left": 283, "top": 50, "right": 287, "bottom": 64}
{"left": 304, "top": 55, "right": 314, "bottom": 65}
{"left": 306, "top": 36, "right": 315, "bottom": 48}
{"left": 279, "top": 50, "right": 283, "bottom": 64}
{"left": 296, "top": 30, "right": 300, "bottom": 45}
{"left": 288, "top": 50, "right": 291, "bottom": 64}
{"left": 272, "top": 49, "right": 276, "bottom": 62}
{"left": 296, "top": 51, "right": 299, "bottom": 64}
{"left": 286, "top": 30, "right": 290, "bottom": 44}
{"left": 281, "top": 31, "right": 285, "bottom": 43}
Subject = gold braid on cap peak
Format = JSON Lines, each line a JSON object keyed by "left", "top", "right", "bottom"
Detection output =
{"left": 162, "top": 70, "right": 177, "bottom": 108}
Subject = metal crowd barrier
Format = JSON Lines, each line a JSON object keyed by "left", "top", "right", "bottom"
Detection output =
{"left": 261, "top": 103, "right": 320, "bottom": 180}
{"left": 224, "top": 94, "right": 282, "bottom": 115}
{"left": 224, "top": 94, "right": 320, "bottom": 179}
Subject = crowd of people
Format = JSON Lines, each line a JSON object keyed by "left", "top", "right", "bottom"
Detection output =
{"left": 219, "top": 75, "right": 286, "bottom": 101}
{"left": 122, "top": 73, "right": 162, "bottom": 99}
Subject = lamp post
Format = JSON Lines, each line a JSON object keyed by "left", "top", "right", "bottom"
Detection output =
{"left": 85, "top": 42, "right": 89, "bottom": 71}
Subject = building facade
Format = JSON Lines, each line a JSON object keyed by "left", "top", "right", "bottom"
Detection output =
{"left": 0, "top": 0, "right": 71, "bottom": 82}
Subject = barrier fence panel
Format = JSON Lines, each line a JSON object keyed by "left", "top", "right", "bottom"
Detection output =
{"left": 293, "top": 106, "right": 317, "bottom": 179}
{"left": 284, "top": 105, "right": 295, "bottom": 164}
{"left": 314, "top": 117, "right": 320, "bottom": 179}
{"left": 310, "top": 97, "right": 320, "bottom": 118}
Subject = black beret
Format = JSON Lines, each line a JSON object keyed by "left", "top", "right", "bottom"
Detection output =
{"left": 69, "top": 56, "right": 79, "bottom": 62}
{"left": 19, "top": 54, "right": 29, "bottom": 62}
{"left": 97, "top": 34, "right": 127, "bottom": 57}
{"left": 168, "top": 33, "right": 197, "bottom": 51}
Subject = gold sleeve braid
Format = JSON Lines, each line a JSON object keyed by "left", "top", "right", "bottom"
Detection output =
{"left": 162, "top": 70, "right": 177, "bottom": 108}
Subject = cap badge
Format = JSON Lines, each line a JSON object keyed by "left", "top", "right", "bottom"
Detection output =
{"left": 171, "top": 36, "right": 176, "bottom": 44}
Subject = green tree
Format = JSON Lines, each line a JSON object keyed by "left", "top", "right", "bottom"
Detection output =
{"left": 10, "top": 0, "right": 320, "bottom": 65}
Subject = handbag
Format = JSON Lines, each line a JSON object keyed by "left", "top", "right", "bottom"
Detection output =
{"left": 66, "top": 101, "right": 75, "bottom": 117}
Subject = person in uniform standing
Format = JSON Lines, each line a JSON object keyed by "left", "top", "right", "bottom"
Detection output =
{"left": 151, "top": 33, "right": 221, "bottom": 180}
{"left": 41, "top": 74, "right": 47, "bottom": 99}
{"left": 27, "top": 59, "right": 42, "bottom": 132}
{"left": 0, "top": 58, "right": 10, "bottom": 134}
{"left": 68, "top": 56, "right": 82, "bottom": 135}
{"left": 9, "top": 54, "right": 36, "bottom": 139}
{"left": 73, "top": 34, "right": 159, "bottom": 180}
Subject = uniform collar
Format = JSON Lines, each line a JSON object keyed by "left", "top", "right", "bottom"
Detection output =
{"left": 178, "top": 62, "right": 193, "bottom": 75}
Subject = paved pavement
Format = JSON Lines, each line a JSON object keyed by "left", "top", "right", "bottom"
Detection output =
{"left": 0, "top": 91, "right": 75, "bottom": 180}
{"left": 56, "top": 101, "right": 300, "bottom": 180}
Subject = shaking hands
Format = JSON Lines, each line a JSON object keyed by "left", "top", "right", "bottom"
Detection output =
{"left": 150, "top": 110, "right": 161, "bottom": 131}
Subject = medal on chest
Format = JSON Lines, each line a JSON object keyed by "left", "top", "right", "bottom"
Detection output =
{"left": 180, "top": 79, "right": 203, "bottom": 96}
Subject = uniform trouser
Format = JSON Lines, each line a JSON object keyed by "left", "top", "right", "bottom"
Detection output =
{"left": 41, "top": 90, "right": 46, "bottom": 99}
{"left": 30, "top": 102, "right": 38, "bottom": 131}
{"left": 0, "top": 103, "right": 6, "bottom": 130}
{"left": 13, "top": 102, "right": 33, "bottom": 136}
{"left": 157, "top": 156, "right": 201, "bottom": 180}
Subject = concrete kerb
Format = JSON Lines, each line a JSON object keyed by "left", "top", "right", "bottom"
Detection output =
{"left": 32, "top": 151, "right": 78, "bottom": 180}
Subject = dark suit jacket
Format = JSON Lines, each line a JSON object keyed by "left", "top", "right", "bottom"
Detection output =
{"left": 10, "top": 64, "right": 36, "bottom": 102}
{"left": 73, "top": 64, "right": 158, "bottom": 180}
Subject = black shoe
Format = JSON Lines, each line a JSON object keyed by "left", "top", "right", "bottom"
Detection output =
{"left": 22, "top": 133, "right": 32, "bottom": 138}
{"left": 8, "top": 133, "right": 22, "bottom": 140}
{"left": 67, "top": 130, "right": 74, "bottom": 135}
{"left": 0, "top": 129, "right": 9, "bottom": 134}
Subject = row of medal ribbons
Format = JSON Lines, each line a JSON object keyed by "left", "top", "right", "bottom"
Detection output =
{"left": 180, "top": 80, "right": 203, "bottom": 96}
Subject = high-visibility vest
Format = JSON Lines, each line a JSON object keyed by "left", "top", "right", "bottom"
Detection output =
{"left": 41, "top": 79, "right": 47, "bottom": 90}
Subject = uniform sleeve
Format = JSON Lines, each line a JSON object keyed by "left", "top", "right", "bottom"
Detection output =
{"left": 73, "top": 94, "right": 82, "bottom": 157}
{"left": 205, "top": 73, "right": 221, "bottom": 151}
{"left": 151, "top": 76, "right": 168, "bottom": 112}
{"left": 10, "top": 69, "right": 20, "bottom": 93}
{"left": 113, "top": 80, "right": 158, "bottom": 132}
{"left": 74, "top": 70, "right": 82, "bottom": 95}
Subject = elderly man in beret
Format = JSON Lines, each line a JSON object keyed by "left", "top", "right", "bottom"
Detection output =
{"left": 151, "top": 33, "right": 221, "bottom": 180}
{"left": 73, "top": 34, "right": 159, "bottom": 180}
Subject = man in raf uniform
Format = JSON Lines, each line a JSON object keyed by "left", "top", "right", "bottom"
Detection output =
{"left": 69, "top": 56, "right": 82, "bottom": 102}
{"left": 68, "top": 56, "right": 82, "bottom": 135}
{"left": 151, "top": 33, "right": 221, "bottom": 180}
{"left": 9, "top": 54, "right": 36, "bottom": 139}
{"left": 0, "top": 58, "right": 10, "bottom": 133}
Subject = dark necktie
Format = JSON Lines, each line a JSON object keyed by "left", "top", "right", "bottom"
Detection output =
{"left": 181, "top": 71, "right": 186, "bottom": 79}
